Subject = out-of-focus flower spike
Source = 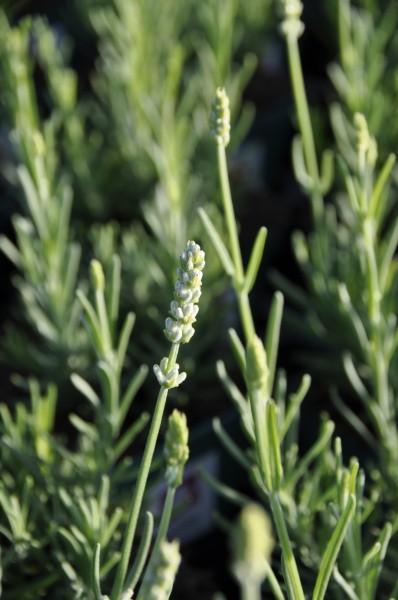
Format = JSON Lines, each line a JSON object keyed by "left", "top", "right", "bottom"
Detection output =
{"left": 210, "top": 87, "right": 231, "bottom": 148}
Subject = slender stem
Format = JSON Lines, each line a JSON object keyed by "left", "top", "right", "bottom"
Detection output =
{"left": 269, "top": 492, "right": 305, "bottom": 600}
{"left": 241, "top": 579, "right": 261, "bottom": 600}
{"left": 136, "top": 488, "right": 176, "bottom": 600}
{"left": 250, "top": 390, "right": 272, "bottom": 490}
{"left": 217, "top": 145, "right": 245, "bottom": 283}
{"left": 238, "top": 291, "right": 256, "bottom": 345}
{"left": 217, "top": 145, "right": 255, "bottom": 342}
{"left": 110, "top": 344, "right": 180, "bottom": 600}
{"left": 151, "top": 486, "right": 175, "bottom": 558}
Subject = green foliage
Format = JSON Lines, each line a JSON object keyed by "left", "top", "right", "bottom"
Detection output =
{"left": 0, "top": 1, "right": 397, "bottom": 599}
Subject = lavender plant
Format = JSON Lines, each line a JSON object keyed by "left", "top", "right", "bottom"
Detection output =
{"left": 82, "top": 0, "right": 262, "bottom": 385}
{"left": 91, "top": 240, "right": 205, "bottom": 600}
{"left": 0, "top": 241, "right": 204, "bottom": 598}
{"left": 274, "top": 0, "right": 398, "bottom": 512}
{"left": 0, "top": 13, "right": 87, "bottom": 379}
{"left": 196, "top": 85, "right": 386, "bottom": 600}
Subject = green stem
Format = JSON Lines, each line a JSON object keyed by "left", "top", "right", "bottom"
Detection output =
{"left": 217, "top": 145, "right": 244, "bottom": 282}
{"left": 136, "top": 488, "right": 176, "bottom": 600}
{"left": 250, "top": 390, "right": 272, "bottom": 491}
{"left": 151, "top": 486, "right": 175, "bottom": 558}
{"left": 110, "top": 344, "right": 180, "bottom": 600}
{"left": 269, "top": 492, "right": 305, "bottom": 600}
{"left": 217, "top": 145, "right": 255, "bottom": 342}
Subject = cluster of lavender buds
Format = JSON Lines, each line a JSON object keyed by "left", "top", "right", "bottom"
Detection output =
{"left": 153, "top": 241, "right": 205, "bottom": 389}
{"left": 164, "top": 240, "right": 205, "bottom": 345}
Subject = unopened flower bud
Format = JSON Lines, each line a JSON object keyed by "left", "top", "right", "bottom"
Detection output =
{"left": 138, "top": 539, "right": 181, "bottom": 600}
{"left": 90, "top": 259, "right": 105, "bottom": 291}
{"left": 246, "top": 336, "right": 269, "bottom": 397}
{"left": 164, "top": 410, "right": 189, "bottom": 488}
{"left": 210, "top": 87, "right": 231, "bottom": 148}
{"left": 231, "top": 503, "right": 274, "bottom": 586}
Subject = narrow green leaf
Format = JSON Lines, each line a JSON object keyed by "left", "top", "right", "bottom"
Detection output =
{"left": 216, "top": 360, "right": 254, "bottom": 442}
{"left": 17, "top": 165, "right": 48, "bottom": 241}
{"left": 312, "top": 495, "right": 356, "bottom": 600}
{"left": 100, "top": 507, "right": 124, "bottom": 549}
{"left": 124, "top": 512, "right": 154, "bottom": 594}
{"left": 116, "top": 312, "right": 136, "bottom": 373}
{"left": 268, "top": 401, "right": 283, "bottom": 490}
{"left": 70, "top": 373, "right": 100, "bottom": 407}
{"left": 380, "top": 217, "right": 398, "bottom": 293}
{"left": 365, "top": 522, "right": 392, "bottom": 600}
{"left": 92, "top": 543, "right": 104, "bottom": 600}
{"left": 69, "top": 414, "right": 97, "bottom": 440}
{"left": 198, "top": 466, "right": 252, "bottom": 507}
{"left": 118, "top": 365, "right": 149, "bottom": 430}
{"left": 265, "top": 562, "right": 286, "bottom": 600}
{"left": 242, "top": 226, "right": 267, "bottom": 293}
{"left": 265, "top": 291, "right": 284, "bottom": 395}
{"left": 369, "top": 153, "right": 395, "bottom": 221}
{"left": 333, "top": 567, "right": 360, "bottom": 600}
{"left": 228, "top": 328, "right": 246, "bottom": 374}
{"left": 343, "top": 353, "right": 371, "bottom": 403}
{"left": 113, "top": 413, "right": 150, "bottom": 461}
{"left": 76, "top": 289, "right": 102, "bottom": 350}
{"left": 287, "top": 420, "right": 334, "bottom": 490}
{"left": 198, "top": 207, "right": 235, "bottom": 277}
{"left": 292, "top": 135, "right": 312, "bottom": 190}
{"left": 110, "top": 254, "right": 122, "bottom": 331}
{"left": 212, "top": 417, "right": 251, "bottom": 470}
{"left": 281, "top": 374, "right": 311, "bottom": 440}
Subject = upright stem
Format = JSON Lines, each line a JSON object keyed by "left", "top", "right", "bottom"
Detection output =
{"left": 269, "top": 492, "right": 305, "bottom": 600}
{"left": 151, "top": 486, "right": 175, "bottom": 559}
{"left": 110, "top": 344, "right": 180, "bottom": 600}
{"left": 217, "top": 145, "right": 255, "bottom": 342}
{"left": 241, "top": 580, "right": 261, "bottom": 600}
{"left": 250, "top": 390, "right": 272, "bottom": 490}
{"left": 136, "top": 487, "right": 176, "bottom": 600}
